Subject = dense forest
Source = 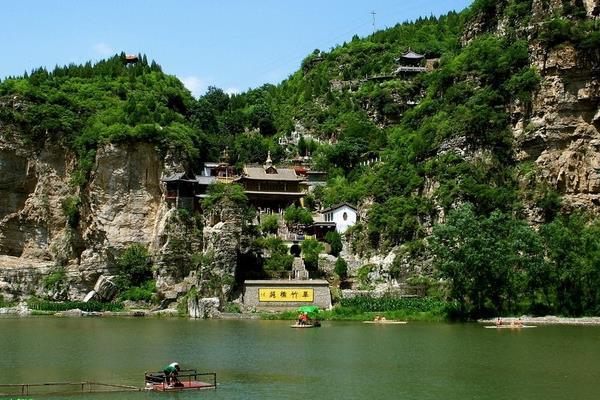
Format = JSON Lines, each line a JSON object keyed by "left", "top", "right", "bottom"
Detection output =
{"left": 1, "top": 0, "right": 599, "bottom": 318}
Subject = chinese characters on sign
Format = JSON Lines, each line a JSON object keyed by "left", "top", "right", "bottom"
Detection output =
{"left": 258, "top": 288, "right": 314, "bottom": 302}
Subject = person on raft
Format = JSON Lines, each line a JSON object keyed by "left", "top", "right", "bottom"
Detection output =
{"left": 163, "top": 362, "right": 181, "bottom": 387}
{"left": 298, "top": 312, "right": 310, "bottom": 325}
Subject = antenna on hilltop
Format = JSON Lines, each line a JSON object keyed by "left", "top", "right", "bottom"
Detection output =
{"left": 371, "top": 10, "right": 376, "bottom": 34}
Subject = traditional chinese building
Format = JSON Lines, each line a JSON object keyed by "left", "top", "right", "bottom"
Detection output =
{"left": 235, "top": 153, "right": 306, "bottom": 212}
{"left": 125, "top": 54, "right": 139, "bottom": 64}
{"left": 163, "top": 156, "right": 238, "bottom": 207}
{"left": 321, "top": 203, "right": 358, "bottom": 234}
{"left": 196, "top": 160, "right": 238, "bottom": 199}
{"left": 162, "top": 172, "right": 200, "bottom": 211}
{"left": 394, "top": 49, "right": 427, "bottom": 74}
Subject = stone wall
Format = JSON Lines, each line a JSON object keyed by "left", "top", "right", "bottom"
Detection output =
{"left": 243, "top": 279, "right": 332, "bottom": 310}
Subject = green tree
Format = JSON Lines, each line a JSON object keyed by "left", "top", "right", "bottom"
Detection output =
{"left": 324, "top": 231, "right": 343, "bottom": 256}
{"left": 334, "top": 257, "right": 348, "bottom": 279}
{"left": 430, "top": 204, "right": 544, "bottom": 318}
{"left": 284, "top": 205, "right": 313, "bottom": 226}
{"left": 116, "top": 243, "right": 152, "bottom": 288}
{"left": 260, "top": 214, "right": 279, "bottom": 234}
{"left": 301, "top": 238, "right": 325, "bottom": 271}
{"left": 202, "top": 182, "right": 248, "bottom": 211}
{"left": 256, "top": 236, "right": 293, "bottom": 271}
{"left": 540, "top": 214, "right": 600, "bottom": 315}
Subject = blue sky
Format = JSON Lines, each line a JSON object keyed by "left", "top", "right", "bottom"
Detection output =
{"left": 2, "top": 0, "right": 473, "bottom": 97}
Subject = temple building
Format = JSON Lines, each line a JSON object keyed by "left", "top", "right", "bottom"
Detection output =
{"left": 196, "top": 160, "right": 238, "bottom": 199}
{"left": 394, "top": 49, "right": 427, "bottom": 74}
{"left": 235, "top": 152, "right": 306, "bottom": 212}
{"left": 163, "top": 172, "right": 200, "bottom": 211}
{"left": 163, "top": 155, "right": 238, "bottom": 207}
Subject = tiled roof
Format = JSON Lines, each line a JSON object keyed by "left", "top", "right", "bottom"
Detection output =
{"left": 195, "top": 176, "right": 216, "bottom": 185}
{"left": 242, "top": 166, "right": 303, "bottom": 181}
{"left": 162, "top": 172, "right": 196, "bottom": 182}
{"left": 401, "top": 50, "right": 425, "bottom": 59}
{"left": 321, "top": 202, "right": 357, "bottom": 213}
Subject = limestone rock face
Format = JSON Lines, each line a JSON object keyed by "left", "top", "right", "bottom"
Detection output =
{"left": 200, "top": 202, "right": 244, "bottom": 300}
{"left": 0, "top": 135, "right": 195, "bottom": 301}
{"left": 187, "top": 291, "right": 220, "bottom": 319}
{"left": 78, "top": 143, "right": 167, "bottom": 283}
{"left": 0, "top": 255, "right": 54, "bottom": 301}
{"left": 0, "top": 141, "right": 73, "bottom": 260}
{"left": 516, "top": 27, "right": 600, "bottom": 213}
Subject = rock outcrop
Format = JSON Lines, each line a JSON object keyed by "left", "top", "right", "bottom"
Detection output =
{"left": 514, "top": 9, "right": 600, "bottom": 213}
{"left": 199, "top": 202, "right": 244, "bottom": 301}
{"left": 0, "top": 134, "right": 198, "bottom": 301}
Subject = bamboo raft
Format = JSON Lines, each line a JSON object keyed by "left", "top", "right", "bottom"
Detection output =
{"left": 291, "top": 323, "right": 321, "bottom": 328}
{"left": 144, "top": 369, "right": 217, "bottom": 392}
{"left": 363, "top": 320, "right": 407, "bottom": 325}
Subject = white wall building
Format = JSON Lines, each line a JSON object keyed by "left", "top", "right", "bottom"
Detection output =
{"left": 322, "top": 203, "right": 358, "bottom": 234}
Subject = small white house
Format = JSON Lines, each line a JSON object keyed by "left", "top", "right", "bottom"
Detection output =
{"left": 322, "top": 203, "right": 358, "bottom": 234}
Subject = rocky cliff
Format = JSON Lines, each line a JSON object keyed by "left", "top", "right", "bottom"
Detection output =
{"left": 518, "top": 4, "right": 600, "bottom": 217}
{"left": 0, "top": 134, "right": 194, "bottom": 301}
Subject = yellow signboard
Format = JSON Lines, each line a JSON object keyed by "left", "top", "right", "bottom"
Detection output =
{"left": 258, "top": 288, "right": 314, "bottom": 302}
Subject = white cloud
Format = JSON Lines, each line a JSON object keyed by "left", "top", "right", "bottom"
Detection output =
{"left": 180, "top": 75, "right": 207, "bottom": 98}
{"left": 225, "top": 87, "right": 240, "bottom": 96}
{"left": 92, "top": 42, "right": 115, "bottom": 57}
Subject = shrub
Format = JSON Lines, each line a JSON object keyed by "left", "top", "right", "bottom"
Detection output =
{"left": 118, "top": 280, "right": 156, "bottom": 302}
{"left": 340, "top": 296, "right": 445, "bottom": 313}
{"left": 256, "top": 236, "right": 294, "bottom": 272}
{"left": 301, "top": 238, "right": 325, "bottom": 270}
{"left": 264, "top": 253, "right": 294, "bottom": 271}
{"left": 43, "top": 268, "right": 67, "bottom": 290}
{"left": 334, "top": 257, "right": 348, "bottom": 279}
{"left": 284, "top": 205, "right": 313, "bottom": 226}
{"left": 536, "top": 188, "right": 562, "bottom": 221}
{"left": 260, "top": 214, "right": 279, "bottom": 234}
{"left": 116, "top": 243, "right": 152, "bottom": 288}
{"left": 357, "top": 264, "right": 375, "bottom": 285}
{"left": 256, "top": 236, "right": 288, "bottom": 255}
{"left": 0, "top": 295, "right": 10, "bottom": 308}
{"left": 202, "top": 182, "right": 248, "bottom": 211}
{"left": 61, "top": 196, "right": 81, "bottom": 228}
{"left": 324, "top": 231, "right": 343, "bottom": 256}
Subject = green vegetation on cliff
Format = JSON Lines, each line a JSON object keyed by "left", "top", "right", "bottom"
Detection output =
{"left": 0, "top": 54, "right": 204, "bottom": 188}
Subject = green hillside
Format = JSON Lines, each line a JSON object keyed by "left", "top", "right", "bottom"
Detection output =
{"left": 0, "top": 55, "right": 203, "bottom": 186}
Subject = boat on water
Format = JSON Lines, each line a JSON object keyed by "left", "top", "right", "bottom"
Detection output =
{"left": 144, "top": 369, "right": 217, "bottom": 392}
{"left": 363, "top": 320, "right": 407, "bottom": 325}
{"left": 292, "top": 306, "right": 322, "bottom": 328}
{"left": 291, "top": 321, "right": 321, "bottom": 328}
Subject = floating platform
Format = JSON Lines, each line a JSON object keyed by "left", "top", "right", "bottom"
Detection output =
{"left": 144, "top": 369, "right": 216, "bottom": 392}
{"left": 146, "top": 381, "right": 215, "bottom": 391}
{"left": 484, "top": 325, "right": 537, "bottom": 329}
{"left": 363, "top": 320, "right": 407, "bottom": 325}
{"left": 290, "top": 323, "right": 320, "bottom": 328}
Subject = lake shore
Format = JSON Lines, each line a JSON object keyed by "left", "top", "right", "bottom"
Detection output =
{"left": 478, "top": 316, "right": 600, "bottom": 325}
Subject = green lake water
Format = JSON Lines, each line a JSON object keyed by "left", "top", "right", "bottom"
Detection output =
{"left": 1, "top": 316, "right": 599, "bottom": 399}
